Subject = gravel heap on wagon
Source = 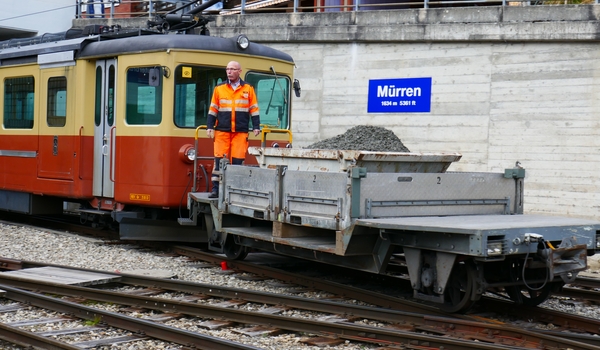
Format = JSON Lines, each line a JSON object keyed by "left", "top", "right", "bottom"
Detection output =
{"left": 305, "top": 125, "right": 410, "bottom": 153}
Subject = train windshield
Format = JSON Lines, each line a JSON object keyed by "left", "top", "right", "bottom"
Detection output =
{"left": 174, "top": 65, "right": 226, "bottom": 128}
{"left": 173, "top": 65, "right": 291, "bottom": 130}
{"left": 245, "top": 72, "right": 290, "bottom": 130}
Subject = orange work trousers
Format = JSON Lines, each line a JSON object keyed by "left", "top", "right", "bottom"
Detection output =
{"left": 213, "top": 131, "right": 248, "bottom": 160}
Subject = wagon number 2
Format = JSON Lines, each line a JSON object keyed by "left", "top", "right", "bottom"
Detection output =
{"left": 437, "top": 176, "right": 441, "bottom": 184}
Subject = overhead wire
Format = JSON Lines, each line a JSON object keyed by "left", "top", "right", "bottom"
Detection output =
{"left": 0, "top": 4, "right": 76, "bottom": 23}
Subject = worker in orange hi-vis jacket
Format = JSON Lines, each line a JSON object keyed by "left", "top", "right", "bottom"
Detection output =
{"left": 206, "top": 60, "right": 260, "bottom": 198}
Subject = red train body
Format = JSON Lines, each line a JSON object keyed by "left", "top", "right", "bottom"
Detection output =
{"left": 0, "top": 27, "right": 295, "bottom": 237}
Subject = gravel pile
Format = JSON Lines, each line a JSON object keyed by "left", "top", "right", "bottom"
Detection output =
{"left": 305, "top": 125, "right": 410, "bottom": 152}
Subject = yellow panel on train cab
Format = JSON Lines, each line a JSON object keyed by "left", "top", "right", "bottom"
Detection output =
{"left": 105, "top": 49, "right": 294, "bottom": 141}
{"left": 173, "top": 51, "right": 295, "bottom": 75}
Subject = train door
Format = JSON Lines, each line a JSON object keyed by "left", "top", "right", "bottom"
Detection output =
{"left": 93, "top": 59, "right": 117, "bottom": 198}
{"left": 37, "top": 72, "right": 74, "bottom": 181}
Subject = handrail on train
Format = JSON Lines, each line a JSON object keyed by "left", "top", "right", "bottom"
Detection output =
{"left": 260, "top": 126, "right": 293, "bottom": 148}
{"left": 192, "top": 125, "right": 209, "bottom": 192}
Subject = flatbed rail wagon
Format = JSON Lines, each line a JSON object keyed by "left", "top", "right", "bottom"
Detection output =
{"left": 186, "top": 147, "right": 600, "bottom": 312}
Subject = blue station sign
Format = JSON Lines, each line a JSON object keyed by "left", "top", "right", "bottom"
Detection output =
{"left": 367, "top": 77, "right": 432, "bottom": 113}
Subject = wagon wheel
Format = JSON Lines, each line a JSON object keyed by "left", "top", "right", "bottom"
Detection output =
{"left": 505, "top": 284, "right": 553, "bottom": 307}
{"left": 505, "top": 259, "right": 554, "bottom": 307}
{"left": 439, "top": 261, "right": 478, "bottom": 313}
{"left": 223, "top": 234, "right": 249, "bottom": 260}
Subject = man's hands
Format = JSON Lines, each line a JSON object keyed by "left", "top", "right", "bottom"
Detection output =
{"left": 253, "top": 129, "right": 260, "bottom": 137}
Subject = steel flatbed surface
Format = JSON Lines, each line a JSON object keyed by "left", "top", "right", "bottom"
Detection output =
{"left": 356, "top": 215, "right": 600, "bottom": 235}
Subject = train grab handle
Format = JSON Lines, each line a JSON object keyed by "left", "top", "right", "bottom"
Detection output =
{"left": 109, "top": 126, "right": 116, "bottom": 182}
{"left": 260, "top": 126, "right": 293, "bottom": 148}
{"left": 79, "top": 126, "right": 84, "bottom": 180}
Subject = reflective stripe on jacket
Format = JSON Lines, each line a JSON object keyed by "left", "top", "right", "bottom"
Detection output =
{"left": 207, "top": 79, "right": 259, "bottom": 133}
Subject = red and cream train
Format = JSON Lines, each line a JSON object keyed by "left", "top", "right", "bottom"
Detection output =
{"left": 0, "top": 25, "right": 295, "bottom": 240}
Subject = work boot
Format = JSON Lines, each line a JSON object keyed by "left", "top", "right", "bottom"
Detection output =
{"left": 209, "top": 181, "right": 219, "bottom": 198}
{"left": 209, "top": 158, "right": 221, "bottom": 198}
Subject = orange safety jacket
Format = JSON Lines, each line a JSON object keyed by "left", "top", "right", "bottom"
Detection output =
{"left": 207, "top": 79, "right": 260, "bottom": 133}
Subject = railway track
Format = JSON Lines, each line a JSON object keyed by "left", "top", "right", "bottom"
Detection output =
{"left": 0, "top": 284, "right": 253, "bottom": 349}
{"left": 1, "top": 216, "right": 600, "bottom": 349}
{"left": 559, "top": 277, "right": 600, "bottom": 303}
{"left": 0, "top": 258, "right": 599, "bottom": 350}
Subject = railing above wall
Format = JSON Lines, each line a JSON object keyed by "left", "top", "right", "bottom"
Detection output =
{"left": 75, "top": 0, "right": 599, "bottom": 18}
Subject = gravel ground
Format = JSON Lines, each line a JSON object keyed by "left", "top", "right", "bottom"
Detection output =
{"left": 0, "top": 222, "right": 598, "bottom": 349}
{"left": 0, "top": 222, "right": 377, "bottom": 350}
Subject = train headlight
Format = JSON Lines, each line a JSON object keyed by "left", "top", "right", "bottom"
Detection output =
{"left": 487, "top": 242, "right": 503, "bottom": 256}
{"left": 186, "top": 148, "right": 196, "bottom": 161}
{"left": 596, "top": 233, "right": 600, "bottom": 249}
{"left": 179, "top": 144, "right": 196, "bottom": 164}
{"left": 236, "top": 34, "right": 249, "bottom": 50}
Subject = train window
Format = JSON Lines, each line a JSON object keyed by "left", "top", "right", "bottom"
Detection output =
{"left": 108, "top": 64, "right": 115, "bottom": 126}
{"left": 125, "top": 67, "right": 163, "bottom": 125}
{"left": 94, "top": 67, "right": 102, "bottom": 127}
{"left": 245, "top": 72, "right": 290, "bottom": 130}
{"left": 4, "top": 76, "right": 35, "bottom": 129}
{"left": 174, "top": 65, "right": 226, "bottom": 128}
{"left": 47, "top": 77, "right": 66, "bottom": 127}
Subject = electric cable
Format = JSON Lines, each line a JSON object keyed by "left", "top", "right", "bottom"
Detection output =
{"left": 521, "top": 239, "right": 550, "bottom": 292}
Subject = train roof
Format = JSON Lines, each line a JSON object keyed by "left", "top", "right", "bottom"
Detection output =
{"left": 79, "top": 34, "right": 294, "bottom": 63}
{"left": 0, "top": 30, "right": 293, "bottom": 68}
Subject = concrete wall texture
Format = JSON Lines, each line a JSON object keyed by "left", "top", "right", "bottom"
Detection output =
{"left": 74, "top": 5, "right": 600, "bottom": 220}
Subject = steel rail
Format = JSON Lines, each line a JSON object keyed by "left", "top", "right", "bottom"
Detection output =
{"left": 169, "top": 245, "right": 440, "bottom": 313}
{"left": 481, "top": 297, "right": 600, "bottom": 335}
{"left": 0, "top": 321, "right": 81, "bottom": 350}
{"left": 0, "top": 272, "right": 596, "bottom": 350}
{"left": 557, "top": 286, "right": 600, "bottom": 304}
{"left": 535, "top": 330, "right": 600, "bottom": 348}
{"left": 572, "top": 276, "right": 600, "bottom": 289}
{"left": 0, "top": 283, "right": 260, "bottom": 350}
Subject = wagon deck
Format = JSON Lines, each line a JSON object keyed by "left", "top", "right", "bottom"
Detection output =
{"left": 357, "top": 214, "right": 599, "bottom": 236}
